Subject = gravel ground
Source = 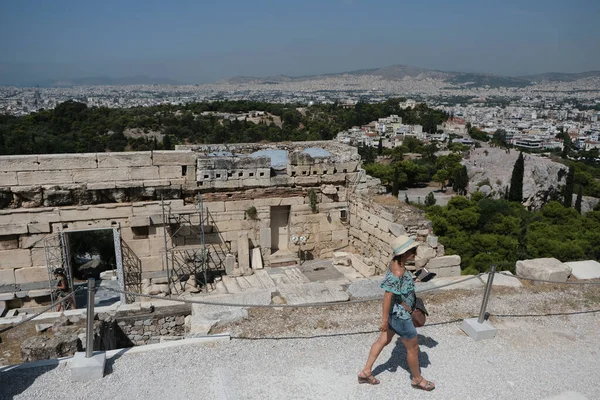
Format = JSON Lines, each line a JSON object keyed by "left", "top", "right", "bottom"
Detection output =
{"left": 2, "top": 284, "right": 600, "bottom": 400}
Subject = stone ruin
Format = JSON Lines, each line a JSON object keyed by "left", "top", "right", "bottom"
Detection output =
{"left": 0, "top": 141, "right": 456, "bottom": 313}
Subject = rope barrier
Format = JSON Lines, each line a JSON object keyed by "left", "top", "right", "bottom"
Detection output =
{"left": 498, "top": 271, "right": 600, "bottom": 285}
{"left": 103, "top": 273, "right": 485, "bottom": 309}
{"left": 0, "top": 287, "right": 84, "bottom": 335}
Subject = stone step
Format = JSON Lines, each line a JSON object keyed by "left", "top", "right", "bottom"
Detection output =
{"left": 221, "top": 276, "right": 241, "bottom": 294}
{"left": 283, "top": 267, "right": 310, "bottom": 284}
{"left": 253, "top": 270, "right": 276, "bottom": 289}
{"left": 269, "top": 253, "right": 299, "bottom": 268}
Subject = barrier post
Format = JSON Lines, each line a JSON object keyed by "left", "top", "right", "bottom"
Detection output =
{"left": 86, "top": 278, "right": 95, "bottom": 358}
{"left": 461, "top": 265, "right": 498, "bottom": 341}
{"left": 71, "top": 278, "right": 106, "bottom": 381}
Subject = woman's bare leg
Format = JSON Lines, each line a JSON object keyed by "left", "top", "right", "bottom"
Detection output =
{"left": 402, "top": 336, "right": 435, "bottom": 389}
{"left": 360, "top": 329, "right": 395, "bottom": 377}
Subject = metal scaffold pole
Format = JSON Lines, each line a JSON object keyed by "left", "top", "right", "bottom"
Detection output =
{"left": 197, "top": 193, "right": 208, "bottom": 294}
{"left": 161, "top": 195, "right": 172, "bottom": 298}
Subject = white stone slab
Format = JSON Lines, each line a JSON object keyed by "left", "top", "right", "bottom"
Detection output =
{"left": 564, "top": 260, "right": 600, "bottom": 280}
{"left": 516, "top": 258, "right": 572, "bottom": 283}
{"left": 251, "top": 247, "right": 263, "bottom": 270}
{"left": 278, "top": 282, "right": 348, "bottom": 305}
{"left": 541, "top": 391, "right": 590, "bottom": 400}
{"left": 480, "top": 271, "right": 522, "bottom": 288}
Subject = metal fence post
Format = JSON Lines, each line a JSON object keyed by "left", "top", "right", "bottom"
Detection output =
{"left": 477, "top": 264, "right": 496, "bottom": 323}
{"left": 86, "top": 278, "right": 95, "bottom": 358}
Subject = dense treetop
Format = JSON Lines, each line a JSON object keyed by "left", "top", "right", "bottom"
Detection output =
{"left": 0, "top": 99, "right": 448, "bottom": 155}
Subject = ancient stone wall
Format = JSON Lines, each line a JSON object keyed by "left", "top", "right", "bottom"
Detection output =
{"left": 348, "top": 193, "right": 432, "bottom": 274}
{"left": 115, "top": 309, "right": 189, "bottom": 346}
{"left": 0, "top": 142, "right": 361, "bottom": 302}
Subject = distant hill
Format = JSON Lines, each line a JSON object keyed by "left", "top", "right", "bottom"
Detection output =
{"left": 38, "top": 75, "right": 182, "bottom": 87}
{"left": 221, "top": 65, "right": 600, "bottom": 88}
{"left": 521, "top": 71, "right": 600, "bottom": 83}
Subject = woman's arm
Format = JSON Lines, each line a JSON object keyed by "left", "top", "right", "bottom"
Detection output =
{"left": 57, "top": 278, "right": 66, "bottom": 290}
{"left": 379, "top": 291, "right": 393, "bottom": 331}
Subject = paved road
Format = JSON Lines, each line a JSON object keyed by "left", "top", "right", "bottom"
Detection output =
{"left": 2, "top": 312, "right": 599, "bottom": 400}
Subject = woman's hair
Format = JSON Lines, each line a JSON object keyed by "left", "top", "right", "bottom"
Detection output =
{"left": 392, "top": 247, "right": 417, "bottom": 264}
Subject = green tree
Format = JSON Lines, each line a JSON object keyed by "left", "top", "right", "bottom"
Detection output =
{"left": 452, "top": 165, "right": 469, "bottom": 195}
{"left": 575, "top": 185, "right": 583, "bottom": 214}
{"left": 432, "top": 169, "right": 449, "bottom": 189}
{"left": 424, "top": 191, "right": 436, "bottom": 206}
{"left": 563, "top": 165, "right": 575, "bottom": 208}
{"left": 508, "top": 152, "right": 524, "bottom": 202}
{"left": 392, "top": 166, "right": 401, "bottom": 197}
{"left": 378, "top": 138, "right": 383, "bottom": 155}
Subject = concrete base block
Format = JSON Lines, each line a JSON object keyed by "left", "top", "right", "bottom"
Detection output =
{"left": 461, "top": 318, "right": 497, "bottom": 341}
{"left": 70, "top": 351, "right": 106, "bottom": 382}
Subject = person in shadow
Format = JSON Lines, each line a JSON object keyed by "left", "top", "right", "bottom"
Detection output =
{"left": 357, "top": 235, "right": 436, "bottom": 391}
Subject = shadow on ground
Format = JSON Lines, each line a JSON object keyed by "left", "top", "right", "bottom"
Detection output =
{"left": 0, "top": 363, "right": 59, "bottom": 400}
{"left": 372, "top": 334, "right": 438, "bottom": 380}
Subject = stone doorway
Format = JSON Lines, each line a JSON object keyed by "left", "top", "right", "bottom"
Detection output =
{"left": 270, "top": 206, "right": 291, "bottom": 253}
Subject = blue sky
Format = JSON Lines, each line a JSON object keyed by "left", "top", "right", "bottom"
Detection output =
{"left": 0, "top": 0, "right": 599, "bottom": 84}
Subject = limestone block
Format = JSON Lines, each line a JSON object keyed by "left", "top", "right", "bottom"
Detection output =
{"left": 72, "top": 168, "right": 127, "bottom": 183}
{"left": 19, "top": 234, "right": 47, "bottom": 249}
{"left": 436, "top": 244, "right": 445, "bottom": 257}
{"left": 87, "top": 182, "right": 116, "bottom": 190}
{"left": 115, "top": 180, "right": 145, "bottom": 189}
{"left": 97, "top": 152, "right": 153, "bottom": 168}
{"left": 564, "top": 260, "right": 600, "bottom": 280}
{"left": 332, "top": 229, "right": 349, "bottom": 242}
{"left": 318, "top": 231, "right": 332, "bottom": 242}
{"left": 237, "top": 232, "right": 250, "bottom": 274}
{"left": 31, "top": 247, "right": 47, "bottom": 267}
{"left": 37, "top": 154, "right": 97, "bottom": 170}
{"left": 0, "top": 238, "right": 18, "bottom": 250}
{"left": 129, "top": 166, "right": 160, "bottom": 181}
{"left": 0, "top": 155, "right": 40, "bottom": 171}
{"left": 321, "top": 173, "right": 348, "bottom": 184}
{"left": 0, "top": 171, "right": 18, "bottom": 187}
{"left": 271, "top": 175, "right": 293, "bottom": 186}
{"left": 251, "top": 247, "right": 263, "bottom": 269}
{"left": 125, "top": 239, "right": 151, "bottom": 258}
{"left": 349, "top": 254, "right": 376, "bottom": 277}
{"left": 259, "top": 228, "right": 271, "bottom": 248}
{"left": 205, "top": 201, "right": 225, "bottom": 213}
{"left": 0, "top": 249, "right": 31, "bottom": 269}
{"left": 516, "top": 258, "right": 572, "bottom": 283}
{"left": 15, "top": 266, "right": 47, "bottom": 284}
{"left": 426, "top": 235, "right": 439, "bottom": 248}
{"left": 139, "top": 256, "right": 164, "bottom": 273}
{"left": 0, "top": 224, "right": 28, "bottom": 236}
{"left": 225, "top": 200, "right": 255, "bottom": 212}
{"left": 426, "top": 255, "right": 461, "bottom": 269}
{"left": 242, "top": 178, "right": 270, "bottom": 187}
{"left": 280, "top": 197, "right": 304, "bottom": 206}
{"left": 213, "top": 180, "right": 242, "bottom": 189}
{"left": 28, "top": 222, "right": 52, "bottom": 234}
{"left": 17, "top": 170, "right": 73, "bottom": 186}
{"left": 295, "top": 176, "right": 320, "bottom": 186}
{"left": 129, "top": 216, "right": 150, "bottom": 228}
{"left": 415, "top": 245, "right": 437, "bottom": 268}
{"left": 0, "top": 268, "right": 16, "bottom": 285}
{"left": 430, "top": 265, "right": 461, "bottom": 278}
{"left": 152, "top": 150, "right": 197, "bottom": 166}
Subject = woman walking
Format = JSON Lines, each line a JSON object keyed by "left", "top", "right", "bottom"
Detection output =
{"left": 357, "top": 235, "right": 435, "bottom": 391}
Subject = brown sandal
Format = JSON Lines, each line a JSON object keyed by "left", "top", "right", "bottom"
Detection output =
{"left": 358, "top": 373, "right": 380, "bottom": 385}
{"left": 411, "top": 377, "right": 435, "bottom": 391}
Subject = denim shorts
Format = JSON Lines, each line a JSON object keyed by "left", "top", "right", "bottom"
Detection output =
{"left": 388, "top": 314, "right": 417, "bottom": 339}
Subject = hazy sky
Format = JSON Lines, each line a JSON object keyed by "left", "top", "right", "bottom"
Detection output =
{"left": 0, "top": 0, "right": 599, "bottom": 84}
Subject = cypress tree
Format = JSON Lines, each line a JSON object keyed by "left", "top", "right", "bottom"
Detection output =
{"left": 452, "top": 165, "right": 469, "bottom": 195}
{"left": 392, "top": 166, "right": 400, "bottom": 198}
{"left": 378, "top": 138, "right": 383, "bottom": 155}
{"left": 508, "top": 152, "right": 524, "bottom": 202}
{"left": 563, "top": 165, "right": 575, "bottom": 207}
{"left": 575, "top": 185, "right": 583, "bottom": 214}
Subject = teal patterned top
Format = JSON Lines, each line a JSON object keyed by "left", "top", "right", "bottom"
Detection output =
{"left": 380, "top": 269, "right": 415, "bottom": 320}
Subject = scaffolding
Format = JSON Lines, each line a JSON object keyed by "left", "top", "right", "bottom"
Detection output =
{"left": 161, "top": 194, "right": 229, "bottom": 295}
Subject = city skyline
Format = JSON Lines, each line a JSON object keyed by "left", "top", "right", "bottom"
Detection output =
{"left": 1, "top": 0, "right": 599, "bottom": 85}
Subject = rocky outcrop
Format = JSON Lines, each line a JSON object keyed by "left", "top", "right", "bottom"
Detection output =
{"left": 464, "top": 147, "right": 569, "bottom": 209}
{"left": 21, "top": 332, "right": 82, "bottom": 362}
